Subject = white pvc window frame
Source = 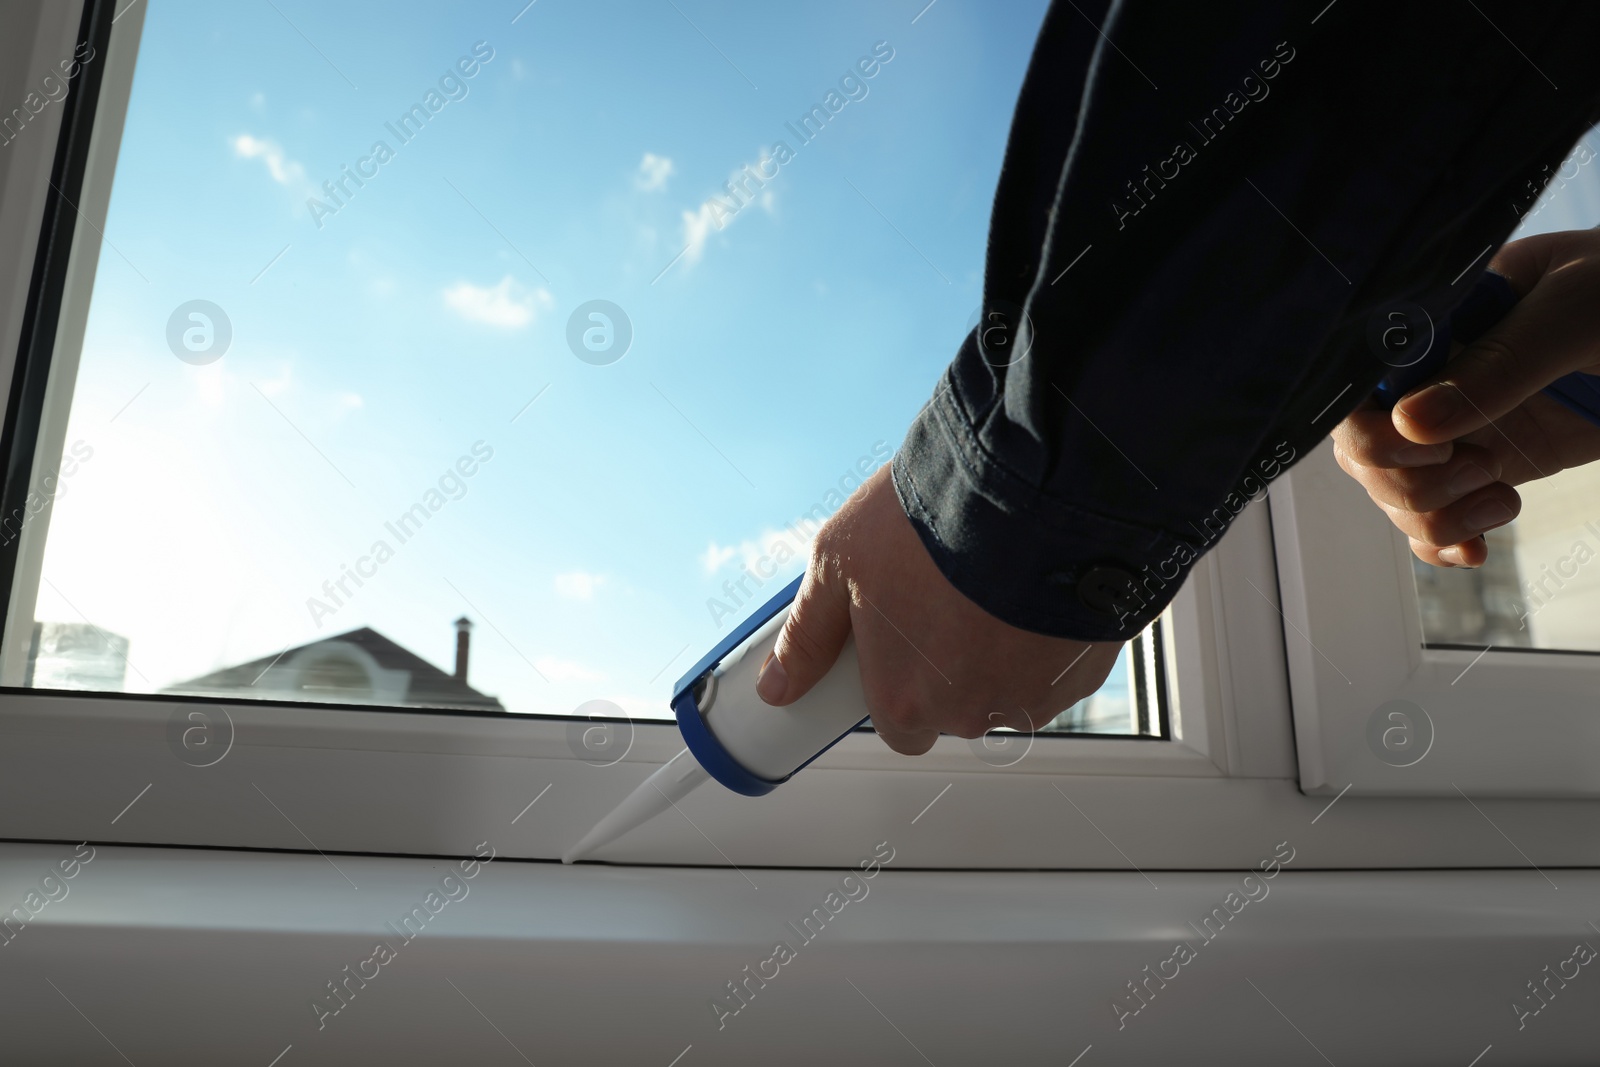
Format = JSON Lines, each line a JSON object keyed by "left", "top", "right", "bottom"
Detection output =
{"left": 0, "top": 0, "right": 1313, "bottom": 869}
{"left": 26, "top": 0, "right": 1600, "bottom": 872}
{"left": 1274, "top": 438, "right": 1600, "bottom": 798}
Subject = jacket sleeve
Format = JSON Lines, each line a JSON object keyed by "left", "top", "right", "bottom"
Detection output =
{"left": 892, "top": 0, "right": 1600, "bottom": 641}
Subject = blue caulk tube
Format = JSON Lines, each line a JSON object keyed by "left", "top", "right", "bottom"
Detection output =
{"left": 562, "top": 575, "right": 870, "bottom": 862}
{"left": 1373, "top": 270, "right": 1520, "bottom": 407}
{"left": 1374, "top": 269, "right": 1600, "bottom": 426}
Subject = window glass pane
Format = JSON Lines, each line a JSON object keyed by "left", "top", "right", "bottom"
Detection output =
{"left": 6, "top": 0, "right": 1160, "bottom": 736}
{"left": 1415, "top": 465, "right": 1600, "bottom": 653}
{"left": 965, "top": 633, "right": 1160, "bottom": 741}
{"left": 1051, "top": 622, "right": 1171, "bottom": 737}
{"left": 1044, "top": 641, "right": 1135, "bottom": 735}
{"left": 1412, "top": 123, "right": 1600, "bottom": 653}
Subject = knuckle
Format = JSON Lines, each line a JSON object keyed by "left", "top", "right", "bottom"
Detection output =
{"left": 1377, "top": 501, "right": 1426, "bottom": 543}
{"left": 1388, "top": 471, "right": 1434, "bottom": 513}
{"left": 875, "top": 698, "right": 924, "bottom": 736}
{"left": 883, "top": 732, "right": 932, "bottom": 756}
{"left": 1357, "top": 468, "right": 1397, "bottom": 506}
{"left": 1337, "top": 447, "right": 1390, "bottom": 492}
{"left": 1367, "top": 465, "right": 1445, "bottom": 513}
{"left": 1364, "top": 482, "right": 1398, "bottom": 513}
{"left": 1331, "top": 441, "right": 1358, "bottom": 476}
{"left": 879, "top": 734, "right": 918, "bottom": 755}
{"left": 1334, "top": 433, "right": 1378, "bottom": 469}
{"left": 805, "top": 527, "right": 839, "bottom": 569}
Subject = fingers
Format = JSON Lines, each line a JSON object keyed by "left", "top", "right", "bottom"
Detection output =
{"left": 1394, "top": 231, "right": 1600, "bottom": 444}
{"left": 1332, "top": 404, "right": 1518, "bottom": 568}
{"left": 868, "top": 699, "right": 1018, "bottom": 755}
{"left": 776, "top": 461, "right": 1129, "bottom": 757}
{"left": 868, "top": 707, "right": 942, "bottom": 756}
{"left": 1366, "top": 456, "right": 1499, "bottom": 514}
{"left": 1337, "top": 436, "right": 1503, "bottom": 514}
{"left": 1410, "top": 535, "right": 1489, "bottom": 569}
{"left": 854, "top": 633, "right": 953, "bottom": 755}
{"left": 1333, "top": 405, "right": 1453, "bottom": 470}
{"left": 861, "top": 641, "right": 1119, "bottom": 755}
{"left": 1374, "top": 482, "right": 1520, "bottom": 550}
{"left": 758, "top": 556, "right": 854, "bottom": 706}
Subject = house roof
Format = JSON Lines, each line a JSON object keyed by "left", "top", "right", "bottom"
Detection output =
{"left": 162, "top": 627, "right": 505, "bottom": 712}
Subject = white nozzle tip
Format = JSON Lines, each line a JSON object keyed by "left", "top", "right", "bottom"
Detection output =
{"left": 560, "top": 823, "right": 613, "bottom": 865}
{"left": 558, "top": 751, "right": 710, "bottom": 866}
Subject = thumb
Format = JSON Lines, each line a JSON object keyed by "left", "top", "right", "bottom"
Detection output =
{"left": 1394, "top": 232, "right": 1600, "bottom": 444}
{"left": 757, "top": 565, "right": 853, "bottom": 706}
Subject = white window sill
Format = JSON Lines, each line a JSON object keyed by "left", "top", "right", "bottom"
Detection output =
{"left": 3, "top": 842, "right": 1596, "bottom": 1065}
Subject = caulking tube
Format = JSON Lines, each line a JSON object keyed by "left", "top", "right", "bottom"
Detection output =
{"left": 562, "top": 575, "right": 869, "bottom": 863}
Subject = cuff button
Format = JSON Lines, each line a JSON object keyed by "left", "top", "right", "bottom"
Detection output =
{"left": 1075, "top": 565, "right": 1137, "bottom": 614}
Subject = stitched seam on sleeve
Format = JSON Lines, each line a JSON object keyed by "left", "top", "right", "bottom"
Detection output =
{"left": 928, "top": 376, "right": 1167, "bottom": 548}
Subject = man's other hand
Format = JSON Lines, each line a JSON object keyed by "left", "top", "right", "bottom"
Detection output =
{"left": 1333, "top": 229, "right": 1600, "bottom": 567}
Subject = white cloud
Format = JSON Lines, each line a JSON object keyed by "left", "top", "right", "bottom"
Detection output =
{"left": 554, "top": 571, "right": 606, "bottom": 601}
{"left": 681, "top": 201, "right": 720, "bottom": 267}
{"left": 700, "top": 525, "right": 817, "bottom": 577}
{"left": 636, "top": 152, "right": 674, "bottom": 191}
{"left": 193, "top": 361, "right": 227, "bottom": 410}
{"left": 232, "top": 133, "right": 304, "bottom": 186}
{"left": 679, "top": 149, "right": 780, "bottom": 267}
{"left": 534, "top": 656, "right": 602, "bottom": 682}
{"left": 252, "top": 364, "right": 294, "bottom": 398}
{"left": 699, "top": 542, "right": 736, "bottom": 573}
{"left": 442, "top": 276, "right": 553, "bottom": 329}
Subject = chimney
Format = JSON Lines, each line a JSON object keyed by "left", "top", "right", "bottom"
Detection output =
{"left": 453, "top": 616, "right": 473, "bottom": 682}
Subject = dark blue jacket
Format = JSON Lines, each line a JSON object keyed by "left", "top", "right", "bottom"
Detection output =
{"left": 892, "top": 0, "right": 1600, "bottom": 641}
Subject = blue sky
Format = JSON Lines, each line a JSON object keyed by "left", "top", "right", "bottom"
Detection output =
{"left": 34, "top": 0, "right": 1065, "bottom": 717}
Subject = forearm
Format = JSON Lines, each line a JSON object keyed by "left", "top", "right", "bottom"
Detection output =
{"left": 895, "top": 0, "right": 1600, "bottom": 640}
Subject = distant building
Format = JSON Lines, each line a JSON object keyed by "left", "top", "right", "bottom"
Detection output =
{"left": 26, "top": 621, "right": 130, "bottom": 690}
{"left": 1503, "top": 462, "right": 1600, "bottom": 652}
{"left": 1412, "top": 526, "right": 1531, "bottom": 648}
{"left": 163, "top": 617, "right": 504, "bottom": 712}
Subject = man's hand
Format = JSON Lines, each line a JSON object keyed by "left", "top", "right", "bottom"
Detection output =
{"left": 1332, "top": 229, "right": 1600, "bottom": 567}
{"left": 756, "top": 465, "right": 1122, "bottom": 754}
